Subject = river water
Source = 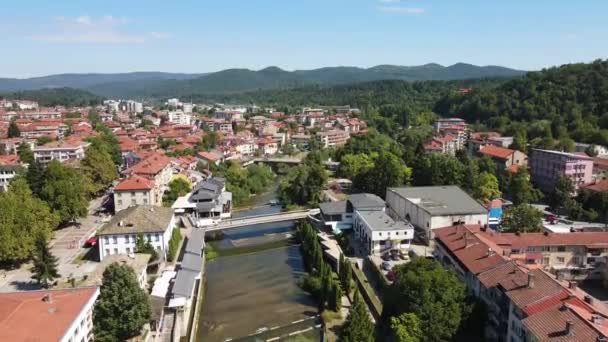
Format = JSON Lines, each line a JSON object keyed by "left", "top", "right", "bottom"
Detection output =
{"left": 196, "top": 180, "right": 320, "bottom": 342}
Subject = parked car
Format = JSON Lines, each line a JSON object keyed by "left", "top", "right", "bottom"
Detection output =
{"left": 382, "top": 261, "right": 391, "bottom": 271}
{"left": 381, "top": 253, "right": 391, "bottom": 261}
{"left": 391, "top": 253, "right": 401, "bottom": 261}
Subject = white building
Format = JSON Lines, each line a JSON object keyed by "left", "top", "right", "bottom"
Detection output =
{"left": 355, "top": 210, "right": 414, "bottom": 255}
{"left": 0, "top": 287, "right": 100, "bottom": 342}
{"left": 182, "top": 103, "right": 194, "bottom": 113}
{"left": 167, "top": 110, "right": 192, "bottom": 125}
{"left": 97, "top": 206, "right": 176, "bottom": 261}
{"left": 318, "top": 193, "right": 386, "bottom": 233}
{"left": 167, "top": 98, "right": 181, "bottom": 108}
{"left": 33, "top": 140, "right": 90, "bottom": 164}
{"left": 385, "top": 186, "right": 488, "bottom": 242}
{"left": 172, "top": 177, "right": 232, "bottom": 227}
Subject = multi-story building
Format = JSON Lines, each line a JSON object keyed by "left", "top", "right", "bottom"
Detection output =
{"left": 319, "top": 193, "right": 386, "bottom": 233}
{"left": 0, "top": 155, "right": 20, "bottom": 191}
{"left": 0, "top": 137, "right": 34, "bottom": 155}
{"left": 316, "top": 130, "right": 349, "bottom": 148}
{"left": 355, "top": 209, "right": 414, "bottom": 255}
{"left": 113, "top": 175, "right": 159, "bottom": 212}
{"left": 257, "top": 137, "right": 278, "bottom": 155}
{"left": 433, "top": 224, "right": 608, "bottom": 342}
{"left": 478, "top": 145, "right": 528, "bottom": 170}
{"left": 19, "top": 122, "right": 68, "bottom": 139}
{"left": 167, "top": 110, "right": 192, "bottom": 125}
{"left": 33, "top": 140, "right": 90, "bottom": 164}
{"left": 97, "top": 205, "right": 176, "bottom": 261}
{"left": 13, "top": 111, "right": 61, "bottom": 120}
{"left": 290, "top": 134, "right": 311, "bottom": 149}
{"left": 423, "top": 134, "right": 457, "bottom": 155}
{"left": 529, "top": 148, "right": 594, "bottom": 193}
{"left": 385, "top": 186, "right": 488, "bottom": 242}
{"left": 127, "top": 152, "right": 173, "bottom": 195}
{"left": 434, "top": 118, "right": 468, "bottom": 151}
{"left": 0, "top": 287, "right": 100, "bottom": 342}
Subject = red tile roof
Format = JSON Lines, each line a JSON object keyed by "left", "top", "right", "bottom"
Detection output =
{"left": 434, "top": 225, "right": 508, "bottom": 275}
{"left": 197, "top": 151, "right": 219, "bottom": 162}
{"left": 0, "top": 155, "right": 20, "bottom": 166}
{"left": 582, "top": 178, "right": 608, "bottom": 193}
{"left": 593, "top": 158, "right": 608, "bottom": 171}
{"left": 115, "top": 174, "right": 154, "bottom": 191}
{"left": 477, "top": 230, "right": 608, "bottom": 249}
{"left": 479, "top": 145, "right": 516, "bottom": 160}
{"left": 0, "top": 287, "right": 98, "bottom": 341}
{"left": 129, "top": 153, "right": 171, "bottom": 176}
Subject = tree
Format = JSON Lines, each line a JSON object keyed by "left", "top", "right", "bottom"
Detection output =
{"left": 329, "top": 281, "right": 342, "bottom": 311}
{"left": 390, "top": 313, "right": 423, "bottom": 342}
{"left": 381, "top": 257, "right": 467, "bottom": 342}
{"left": 548, "top": 176, "right": 575, "bottom": 211}
{"left": 354, "top": 151, "right": 411, "bottom": 198}
{"left": 81, "top": 143, "right": 118, "bottom": 195}
{"left": 40, "top": 161, "right": 89, "bottom": 224}
{"left": 508, "top": 167, "right": 542, "bottom": 205}
{"left": 500, "top": 204, "right": 543, "bottom": 233}
{"left": 585, "top": 144, "right": 599, "bottom": 157}
{"left": 8, "top": 120, "right": 20, "bottom": 138}
{"left": 0, "top": 178, "right": 59, "bottom": 265}
{"left": 478, "top": 155, "right": 496, "bottom": 175}
{"left": 163, "top": 178, "right": 192, "bottom": 206}
{"left": 473, "top": 172, "right": 501, "bottom": 202}
{"left": 30, "top": 234, "right": 60, "bottom": 288}
{"left": 338, "top": 153, "right": 374, "bottom": 179}
{"left": 135, "top": 233, "right": 159, "bottom": 262}
{"left": 167, "top": 228, "right": 182, "bottom": 262}
{"left": 340, "top": 292, "right": 375, "bottom": 342}
{"left": 36, "top": 136, "right": 54, "bottom": 146}
{"left": 278, "top": 154, "right": 327, "bottom": 206}
{"left": 93, "top": 263, "right": 151, "bottom": 341}
{"left": 17, "top": 143, "right": 34, "bottom": 165}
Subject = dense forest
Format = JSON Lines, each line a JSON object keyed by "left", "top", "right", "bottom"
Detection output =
{"left": 434, "top": 59, "right": 608, "bottom": 146}
{"left": 0, "top": 87, "right": 104, "bottom": 107}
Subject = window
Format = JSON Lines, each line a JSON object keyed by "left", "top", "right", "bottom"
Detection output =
{"left": 155, "top": 233, "right": 160, "bottom": 242}
{"left": 104, "top": 236, "right": 109, "bottom": 244}
{"left": 124, "top": 235, "right": 129, "bottom": 243}
{"left": 126, "top": 247, "right": 131, "bottom": 254}
{"left": 105, "top": 249, "right": 110, "bottom": 256}
{"left": 541, "top": 246, "right": 550, "bottom": 252}
{"left": 114, "top": 248, "right": 118, "bottom": 254}
{"left": 556, "top": 257, "right": 565, "bottom": 264}
{"left": 112, "top": 236, "right": 117, "bottom": 244}
{"left": 147, "top": 234, "right": 151, "bottom": 242}
{"left": 143, "top": 198, "right": 148, "bottom": 204}
{"left": 117, "top": 200, "right": 122, "bottom": 205}
{"left": 131, "top": 192, "right": 135, "bottom": 196}
{"left": 131, "top": 199, "right": 136, "bottom": 205}
{"left": 557, "top": 246, "right": 566, "bottom": 252}
{"left": 543, "top": 257, "right": 550, "bottom": 265}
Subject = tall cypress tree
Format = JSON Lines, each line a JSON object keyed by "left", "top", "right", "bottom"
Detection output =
{"left": 340, "top": 291, "right": 375, "bottom": 342}
{"left": 30, "top": 234, "right": 60, "bottom": 288}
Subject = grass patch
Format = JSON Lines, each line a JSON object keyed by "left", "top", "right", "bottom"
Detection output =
{"left": 204, "top": 243, "right": 218, "bottom": 261}
{"left": 321, "top": 309, "right": 342, "bottom": 323}
{"left": 213, "top": 239, "right": 293, "bottom": 258}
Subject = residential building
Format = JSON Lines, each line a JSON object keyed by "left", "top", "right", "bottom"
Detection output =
{"left": 19, "top": 122, "right": 68, "bottom": 139}
{"left": 257, "top": 137, "right": 278, "bottom": 155}
{"left": 97, "top": 205, "right": 176, "bottom": 261}
{"left": 85, "top": 254, "right": 151, "bottom": 289}
{"left": 127, "top": 153, "right": 173, "bottom": 195}
{"left": 385, "top": 186, "right": 488, "bottom": 241}
{"left": 291, "top": 134, "right": 311, "bottom": 149}
{"left": 0, "top": 137, "right": 34, "bottom": 155}
{"left": 167, "top": 110, "right": 192, "bottom": 125}
{"left": 433, "top": 224, "right": 608, "bottom": 342}
{"left": 423, "top": 134, "right": 457, "bottom": 155}
{"left": 316, "top": 130, "right": 349, "bottom": 148}
{"left": 0, "top": 287, "right": 100, "bottom": 342}
{"left": 33, "top": 139, "right": 90, "bottom": 164}
{"left": 13, "top": 111, "right": 62, "bottom": 120}
{"left": 434, "top": 118, "right": 468, "bottom": 151}
{"left": 172, "top": 177, "right": 232, "bottom": 227}
{"left": 0, "top": 155, "right": 20, "bottom": 191}
{"left": 113, "top": 175, "right": 159, "bottom": 212}
{"left": 529, "top": 148, "right": 594, "bottom": 193}
{"left": 478, "top": 145, "right": 528, "bottom": 170}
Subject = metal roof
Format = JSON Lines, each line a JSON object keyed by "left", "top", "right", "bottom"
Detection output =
{"left": 347, "top": 193, "right": 385, "bottom": 210}
{"left": 358, "top": 210, "right": 413, "bottom": 232}
{"left": 172, "top": 269, "right": 198, "bottom": 298}
{"left": 388, "top": 186, "right": 488, "bottom": 216}
{"left": 319, "top": 201, "right": 347, "bottom": 215}
{"left": 186, "top": 229, "right": 205, "bottom": 256}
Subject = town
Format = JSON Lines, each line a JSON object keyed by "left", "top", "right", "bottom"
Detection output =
{"left": 1, "top": 82, "right": 608, "bottom": 342}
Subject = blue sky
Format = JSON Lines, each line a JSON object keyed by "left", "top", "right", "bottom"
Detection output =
{"left": 1, "top": 0, "right": 607, "bottom": 77}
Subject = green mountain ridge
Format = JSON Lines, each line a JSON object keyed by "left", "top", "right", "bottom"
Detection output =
{"left": 0, "top": 63, "right": 525, "bottom": 99}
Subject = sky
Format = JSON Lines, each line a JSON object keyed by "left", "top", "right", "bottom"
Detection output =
{"left": 1, "top": 0, "right": 607, "bottom": 78}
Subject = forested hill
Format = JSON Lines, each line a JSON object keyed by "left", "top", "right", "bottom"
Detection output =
{"left": 0, "top": 88, "right": 105, "bottom": 107}
{"left": 433, "top": 59, "right": 608, "bottom": 145}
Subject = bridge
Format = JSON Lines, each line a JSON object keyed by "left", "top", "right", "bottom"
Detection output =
{"left": 241, "top": 157, "right": 303, "bottom": 167}
{"left": 202, "top": 209, "right": 320, "bottom": 232}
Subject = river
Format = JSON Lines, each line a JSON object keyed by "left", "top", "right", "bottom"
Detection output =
{"left": 196, "top": 179, "right": 321, "bottom": 342}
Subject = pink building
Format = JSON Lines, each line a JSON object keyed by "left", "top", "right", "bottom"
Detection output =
{"left": 529, "top": 148, "right": 594, "bottom": 193}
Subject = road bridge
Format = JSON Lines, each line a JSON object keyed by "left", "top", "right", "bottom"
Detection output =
{"left": 202, "top": 209, "right": 319, "bottom": 232}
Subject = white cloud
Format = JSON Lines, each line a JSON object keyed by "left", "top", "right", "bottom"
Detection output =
{"left": 150, "top": 31, "right": 171, "bottom": 39}
{"left": 379, "top": 0, "right": 401, "bottom": 3}
{"left": 378, "top": 6, "right": 426, "bottom": 14}
{"left": 28, "top": 15, "right": 170, "bottom": 44}
{"left": 76, "top": 15, "right": 92, "bottom": 26}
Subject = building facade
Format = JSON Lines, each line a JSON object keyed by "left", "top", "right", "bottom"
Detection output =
{"left": 529, "top": 148, "right": 594, "bottom": 193}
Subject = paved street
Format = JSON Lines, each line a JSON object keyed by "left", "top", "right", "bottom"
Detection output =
{"left": 0, "top": 195, "right": 109, "bottom": 292}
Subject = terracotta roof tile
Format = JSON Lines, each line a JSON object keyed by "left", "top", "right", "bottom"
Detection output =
{"left": 479, "top": 145, "right": 516, "bottom": 159}
{"left": 115, "top": 174, "right": 155, "bottom": 191}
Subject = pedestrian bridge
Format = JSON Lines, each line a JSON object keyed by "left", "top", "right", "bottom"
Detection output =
{"left": 202, "top": 209, "right": 320, "bottom": 232}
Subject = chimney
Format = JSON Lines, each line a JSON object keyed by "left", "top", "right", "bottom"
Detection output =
{"left": 565, "top": 321, "right": 574, "bottom": 335}
{"left": 488, "top": 248, "right": 494, "bottom": 257}
{"left": 119, "top": 220, "right": 124, "bottom": 227}
{"left": 592, "top": 315, "right": 604, "bottom": 325}
{"left": 569, "top": 281, "right": 578, "bottom": 290}
{"left": 42, "top": 294, "right": 52, "bottom": 303}
{"left": 585, "top": 295, "right": 594, "bottom": 305}
{"left": 528, "top": 273, "right": 535, "bottom": 288}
